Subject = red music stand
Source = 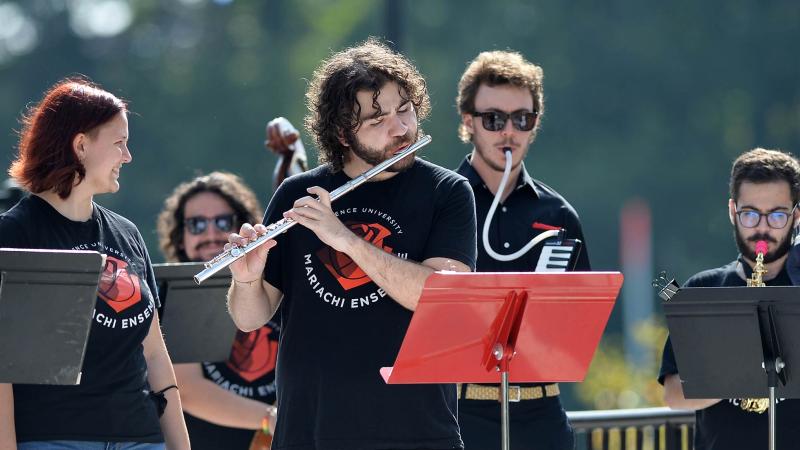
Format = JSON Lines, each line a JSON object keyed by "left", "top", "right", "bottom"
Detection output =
{"left": 381, "top": 271, "right": 623, "bottom": 450}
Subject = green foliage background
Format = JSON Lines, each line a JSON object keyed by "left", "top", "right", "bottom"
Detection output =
{"left": 1, "top": 0, "right": 798, "bottom": 410}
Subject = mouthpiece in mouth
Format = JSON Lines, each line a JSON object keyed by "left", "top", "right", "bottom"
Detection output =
{"left": 756, "top": 240, "right": 768, "bottom": 255}
{"left": 393, "top": 143, "right": 411, "bottom": 155}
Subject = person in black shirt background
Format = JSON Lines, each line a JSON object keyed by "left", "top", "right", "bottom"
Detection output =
{"left": 155, "top": 120, "right": 306, "bottom": 450}
{"left": 454, "top": 50, "right": 590, "bottom": 450}
{"left": 659, "top": 148, "right": 800, "bottom": 450}
{"left": 157, "top": 171, "right": 277, "bottom": 450}
{"left": 0, "top": 78, "right": 189, "bottom": 449}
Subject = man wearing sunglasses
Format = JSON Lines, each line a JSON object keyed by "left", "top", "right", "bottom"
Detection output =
{"left": 659, "top": 148, "right": 800, "bottom": 450}
{"left": 454, "top": 50, "right": 591, "bottom": 450}
{"left": 156, "top": 124, "right": 305, "bottom": 450}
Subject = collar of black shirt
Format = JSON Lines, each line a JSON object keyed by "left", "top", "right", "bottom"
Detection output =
{"left": 455, "top": 154, "right": 540, "bottom": 199}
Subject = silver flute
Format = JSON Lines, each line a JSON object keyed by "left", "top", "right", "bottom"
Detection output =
{"left": 194, "top": 134, "right": 432, "bottom": 284}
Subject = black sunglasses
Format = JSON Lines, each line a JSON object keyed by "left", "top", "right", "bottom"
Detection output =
{"left": 185, "top": 214, "right": 236, "bottom": 235}
{"left": 472, "top": 110, "right": 538, "bottom": 132}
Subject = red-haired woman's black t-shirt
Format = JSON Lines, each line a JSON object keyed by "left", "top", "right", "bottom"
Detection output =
{"left": 0, "top": 194, "right": 163, "bottom": 443}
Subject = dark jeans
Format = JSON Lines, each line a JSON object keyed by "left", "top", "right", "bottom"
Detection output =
{"left": 459, "top": 398, "right": 575, "bottom": 450}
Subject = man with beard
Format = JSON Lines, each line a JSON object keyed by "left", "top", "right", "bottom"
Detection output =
{"left": 226, "top": 38, "right": 477, "bottom": 450}
{"left": 157, "top": 122, "right": 305, "bottom": 450}
{"left": 452, "top": 50, "right": 590, "bottom": 450}
{"left": 157, "top": 171, "right": 277, "bottom": 449}
{"left": 659, "top": 148, "right": 800, "bottom": 450}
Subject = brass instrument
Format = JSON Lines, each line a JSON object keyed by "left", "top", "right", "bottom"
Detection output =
{"left": 194, "top": 134, "right": 432, "bottom": 284}
{"left": 740, "top": 240, "right": 769, "bottom": 413}
{"left": 746, "top": 240, "right": 769, "bottom": 287}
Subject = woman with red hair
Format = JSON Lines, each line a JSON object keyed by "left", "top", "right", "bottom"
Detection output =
{"left": 0, "top": 78, "right": 190, "bottom": 450}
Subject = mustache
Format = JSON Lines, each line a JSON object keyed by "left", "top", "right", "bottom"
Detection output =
{"left": 747, "top": 234, "right": 778, "bottom": 244}
{"left": 389, "top": 135, "right": 414, "bottom": 151}
{"left": 195, "top": 240, "right": 228, "bottom": 252}
{"left": 496, "top": 139, "right": 521, "bottom": 148}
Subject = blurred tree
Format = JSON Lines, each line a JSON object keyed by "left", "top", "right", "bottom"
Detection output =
{"left": 1, "top": 0, "right": 798, "bottom": 411}
{"left": 576, "top": 318, "right": 669, "bottom": 410}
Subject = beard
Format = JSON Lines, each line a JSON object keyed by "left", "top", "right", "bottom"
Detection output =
{"left": 185, "top": 240, "right": 228, "bottom": 263}
{"left": 350, "top": 129, "right": 419, "bottom": 173}
{"left": 734, "top": 226, "right": 792, "bottom": 264}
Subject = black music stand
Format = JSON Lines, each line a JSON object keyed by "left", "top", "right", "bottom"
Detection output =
{"left": 664, "top": 286, "right": 800, "bottom": 450}
{"left": 154, "top": 262, "right": 237, "bottom": 363}
{"left": 0, "top": 249, "right": 104, "bottom": 384}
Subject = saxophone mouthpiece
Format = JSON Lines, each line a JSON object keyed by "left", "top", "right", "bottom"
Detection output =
{"left": 756, "top": 240, "right": 768, "bottom": 255}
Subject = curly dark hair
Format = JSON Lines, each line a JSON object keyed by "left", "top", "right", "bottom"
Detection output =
{"left": 456, "top": 50, "right": 544, "bottom": 143}
{"left": 157, "top": 171, "right": 262, "bottom": 263}
{"left": 304, "top": 37, "right": 431, "bottom": 173}
{"left": 730, "top": 148, "right": 800, "bottom": 205}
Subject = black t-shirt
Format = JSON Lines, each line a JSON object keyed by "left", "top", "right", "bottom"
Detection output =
{"left": 455, "top": 156, "right": 590, "bottom": 274}
{"left": 0, "top": 195, "right": 163, "bottom": 442}
{"left": 184, "top": 319, "right": 280, "bottom": 450}
{"left": 263, "top": 159, "right": 477, "bottom": 450}
{"left": 455, "top": 157, "right": 591, "bottom": 418}
{"left": 658, "top": 259, "right": 800, "bottom": 450}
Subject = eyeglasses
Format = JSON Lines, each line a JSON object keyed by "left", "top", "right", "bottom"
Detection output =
{"left": 472, "top": 110, "right": 538, "bottom": 132}
{"left": 185, "top": 214, "right": 236, "bottom": 235}
{"left": 735, "top": 206, "right": 797, "bottom": 229}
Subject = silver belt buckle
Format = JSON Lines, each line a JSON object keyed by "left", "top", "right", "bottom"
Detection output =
{"left": 507, "top": 386, "right": 521, "bottom": 402}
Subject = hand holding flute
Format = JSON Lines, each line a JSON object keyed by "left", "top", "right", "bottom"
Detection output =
{"left": 226, "top": 223, "right": 276, "bottom": 286}
{"left": 228, "top": 185, "right": 350, "bottom": 285}
{"left": 284, "top": 186, "right": 354, "bottom": 252}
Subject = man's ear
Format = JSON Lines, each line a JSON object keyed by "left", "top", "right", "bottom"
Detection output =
{"left": 728, "top": 198, "right": 737, "bottom": 226}
{"left": 462, "top": 113, "right": 475, "bottom": 135}
{"left": 337, "top": 129, "right": 350, "bottom": 148}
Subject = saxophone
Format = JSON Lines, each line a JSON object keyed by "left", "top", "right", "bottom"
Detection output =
{"left": 740, "top": 240, "right": 769, "bottom": 413}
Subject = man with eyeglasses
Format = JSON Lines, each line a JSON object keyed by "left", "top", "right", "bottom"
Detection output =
{"left": 155, "top": 123, "right": 306, "bottom": 450}
{"left": 659, "top": 148, "right": 800, "bottom": 450}
{"left": 453, "top": 50, "right": 590, "bottom": 450}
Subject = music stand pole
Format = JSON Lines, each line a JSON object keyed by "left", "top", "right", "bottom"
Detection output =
{"left": 501, "top": 370, "right": 510, "bottom": 450}
{"left": 495, "top": 344, "right": 511, "bottom": 450}
{"left": 766, "top": 357, "right": 784, "bottom": 450}
{"left": 487, "top": 289, "right": 527, "bottom": 450}
{"left": 766, "top": 354, "right": 785, "bottom": 450}
{"left": 764, "top": 303, "right": 786, "bottom": 450}
{"left": 770, "top": 383, "right": 776, "bottom": 450}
